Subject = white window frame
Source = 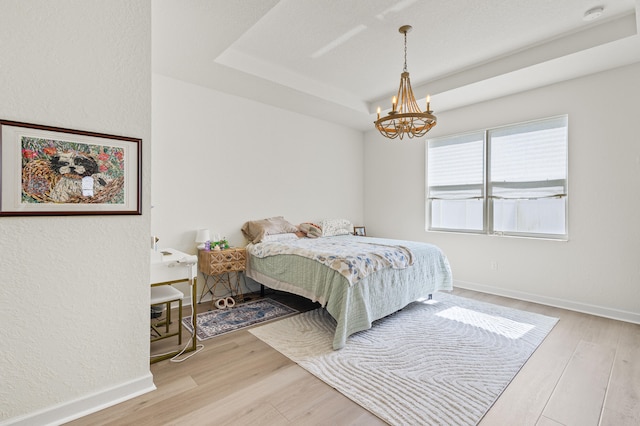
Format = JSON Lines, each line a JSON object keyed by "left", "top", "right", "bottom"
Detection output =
{"left": 426, "top": 115, "right": 568, "bottom": 240}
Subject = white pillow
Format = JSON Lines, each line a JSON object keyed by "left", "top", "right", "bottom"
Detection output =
{"left": 260, "top": 233, "right": 300, "bottom": 243}
{"left": 319, "top": 218, "right": 353, "bottom": 237}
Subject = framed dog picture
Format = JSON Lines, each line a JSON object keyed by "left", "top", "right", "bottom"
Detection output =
{"left": 0, "top": 119, "right": 141, "bottom": 216}
{"left": 354, "top": 226, "right": 366, "bottom": 236}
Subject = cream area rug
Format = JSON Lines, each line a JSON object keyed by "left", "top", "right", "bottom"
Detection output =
{"left": 249, "top": 292, "right": 558, "bottom": 426}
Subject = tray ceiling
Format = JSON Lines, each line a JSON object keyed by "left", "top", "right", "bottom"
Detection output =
{"left": 153, "top": 0, "right": 640, "bottom": 130}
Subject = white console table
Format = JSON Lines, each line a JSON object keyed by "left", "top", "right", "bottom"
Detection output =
{"left": 150, "top": 248, "right": 198, "bottom": 363}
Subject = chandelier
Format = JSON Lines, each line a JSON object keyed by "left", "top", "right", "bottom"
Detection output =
{"left": 374, "top": 25, "right": 437, "bottom": 140}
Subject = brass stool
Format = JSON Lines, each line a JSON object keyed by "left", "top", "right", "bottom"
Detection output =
{"left": 150, "top": 285, "right": 184, "bottom": 345}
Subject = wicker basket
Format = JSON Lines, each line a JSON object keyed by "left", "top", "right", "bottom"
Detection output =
{"left": 22, "top": 158, "right": 124, "bottom": 204}
{"left": 66, "top": 176, "right": 124, "bottom": 204}
{"left": 21, "top": 159, "right": 60, "bottom": 202}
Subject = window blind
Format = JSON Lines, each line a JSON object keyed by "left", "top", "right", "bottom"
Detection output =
{"left": 426, "top": 115, "right": 568, "bottom": 238}
{"left": 489, "top": 116, "right": 568, "bottom": 198}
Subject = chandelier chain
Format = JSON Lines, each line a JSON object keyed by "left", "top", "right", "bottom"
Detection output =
{"left": 403, "top": 31, "right": 408, "bottom": 73}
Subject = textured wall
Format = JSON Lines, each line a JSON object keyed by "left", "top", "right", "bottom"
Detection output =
{"left": 364, "top": 63, "right": 640, "bottom": 322}
{"left": 0, "top": 1, "right": 152, "bottom": 423}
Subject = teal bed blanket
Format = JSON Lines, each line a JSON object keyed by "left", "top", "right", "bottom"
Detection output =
{"left": 246, "top": 235, "right": 453, "bottom": 349}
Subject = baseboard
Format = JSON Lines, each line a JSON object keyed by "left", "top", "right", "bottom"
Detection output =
{"left": 1, "top": 373, "right": 156, "bottom": 426}
{"left": 454, "top": 279, "right": 640, "bottom": 324}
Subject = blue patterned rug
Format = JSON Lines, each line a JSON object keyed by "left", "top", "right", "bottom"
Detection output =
{"left": 182, "top": 298, "right": 298, "bottom": 341}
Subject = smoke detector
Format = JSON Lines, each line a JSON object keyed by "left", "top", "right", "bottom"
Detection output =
{"left": 583, "top": 6, "right": 604, "bottom": 21}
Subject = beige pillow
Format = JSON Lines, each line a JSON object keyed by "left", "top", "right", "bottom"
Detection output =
{"left": 298, "top": 222, "right": 323, "bottom": 238}
{"left": 241, "top": 216, "right": 299, "bottom": 243}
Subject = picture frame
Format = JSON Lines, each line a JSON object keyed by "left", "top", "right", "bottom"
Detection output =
{"left": 354, "top": 226, "right": 366, "bottom": 236}
{"left": 0, "top": 119, "right": 141, "bottom": 216}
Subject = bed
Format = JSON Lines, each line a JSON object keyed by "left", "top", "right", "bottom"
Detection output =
{"left": 242, "top": 217, "right": 453, "bottom": 349}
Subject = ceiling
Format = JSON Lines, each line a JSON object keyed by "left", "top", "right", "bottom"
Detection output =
{"left": 152, "top": 0, "right": 640, "bottom": 131}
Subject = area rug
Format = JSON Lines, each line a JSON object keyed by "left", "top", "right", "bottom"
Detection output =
{"left": 249, "top": 292, "right": 558, "bottom": 426}
{"left": 182, "top": 298, "right": 297, "bottom": 341}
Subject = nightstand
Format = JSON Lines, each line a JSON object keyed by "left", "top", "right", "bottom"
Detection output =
{"left": 197, "top": 247, "right": 246, "bottom": 307}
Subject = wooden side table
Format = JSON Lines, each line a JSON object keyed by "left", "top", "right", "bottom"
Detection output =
{"left": 197, "top": 247, "right": 246, "bottom": 306}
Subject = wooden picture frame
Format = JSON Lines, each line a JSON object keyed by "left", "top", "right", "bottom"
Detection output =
{"left": 0, "top": 119, "right": 141, "bottom": 216}
{"left": 354, "top": 226, "right": 366, "bottom": 236}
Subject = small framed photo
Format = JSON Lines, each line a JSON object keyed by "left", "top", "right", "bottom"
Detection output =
{"left": 0, "top": 119, "right": 142, "bottom": 216}
{"left": 353, "top": 226, "right": 366, "bottom": 236}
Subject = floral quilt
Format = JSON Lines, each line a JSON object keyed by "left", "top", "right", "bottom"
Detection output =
{"left": 248, "top": 237, "right": 414, "bottom": 285}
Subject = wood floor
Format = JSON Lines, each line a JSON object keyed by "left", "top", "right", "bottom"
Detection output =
{"left": 68, "top": 288, "right": 640, "bottom": 426}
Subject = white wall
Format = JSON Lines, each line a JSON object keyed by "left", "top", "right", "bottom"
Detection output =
{"left": 364, "top": 62, "right": 640, "bottom": 322}
{"left": 0, "top": 1, "right": 152, "bottom": 424}
{"left": 151, "top": 74, "right": 364, "bottom": 298}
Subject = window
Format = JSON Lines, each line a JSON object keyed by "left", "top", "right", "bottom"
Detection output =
{"left": 427, "top": 116, "right": 568, "bottom": 239}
